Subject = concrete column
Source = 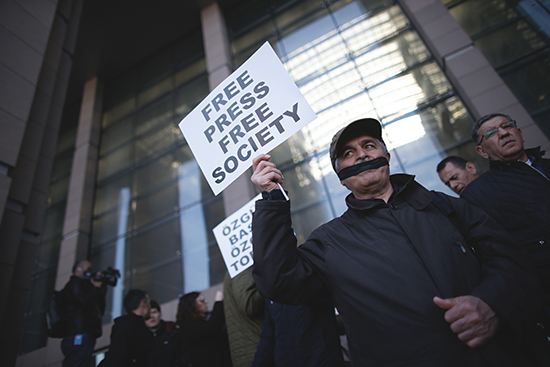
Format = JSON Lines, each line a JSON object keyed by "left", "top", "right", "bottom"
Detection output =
{"left": 398, "top": 0, "right": 549, "bottom": 151}
{"left": 55, "top": 77, "right": 103, "bottom": 290}
{"left": 200, "top": 2, "right": 255, "bottom": 215}
{"left": 1, "top": 0, "right": 85, "bottom": 365}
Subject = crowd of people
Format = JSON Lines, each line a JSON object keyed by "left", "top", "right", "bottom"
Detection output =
{"left": 57, "top": 112, "right": 549, "bottom": 367}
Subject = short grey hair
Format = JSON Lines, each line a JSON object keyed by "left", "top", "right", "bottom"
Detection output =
{"left": 334, "top": 138, "right": 388, "bottom": 173}
{"left": 472, "top": 113, "right": 513, "bottom": 145}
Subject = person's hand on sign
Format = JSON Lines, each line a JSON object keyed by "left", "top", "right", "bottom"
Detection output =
{"left": 252, "top": 154, "right": 283, "bottom": 192}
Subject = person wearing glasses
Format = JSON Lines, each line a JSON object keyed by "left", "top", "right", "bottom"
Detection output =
{"left": 461, "top": 113, "right": 550, "bottom": 363}
{"left": 462, "top": 113, "right": 550, "bottom": 284}
{"left": 251, "top": 118, "right": 543, "bottom": 367}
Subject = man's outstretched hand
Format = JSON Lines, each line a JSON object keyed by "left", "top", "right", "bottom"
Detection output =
{"left": 434, "top": 295, "right": 499, "bottom": 348}
{"left": 251, "top": 154, "right": 284, "bottom": 192}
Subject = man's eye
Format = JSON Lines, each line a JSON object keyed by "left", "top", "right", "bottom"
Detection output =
{"left": 485, "top": 129, "right": 497, "bottom": 138}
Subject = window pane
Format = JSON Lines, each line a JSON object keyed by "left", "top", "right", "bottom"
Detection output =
{"left": 92, "top": 209, "right": 128, "bottom": 247}
{"left": 94, "top": 173, "right": 132, "bottom": 216}
{"left": 41, "top": 206, "right": 65, "bottom": 240}
{"left": 175, "top": 75, "right": 210, "bottom": 118}
{"left": 102, "top": 97, "right": 136, "bottom": 129}
{"left": 101, "top": 115, "right": 134, "bottom": 154}
{"left": 98, "top": 144, "right": 134, "bottom": 180}
{"left": 474, "top": 20, "right": 547, "bottom": 68}
{"left": 134, "top": 259, "right": 183, "bottom": 304}
{"left": 35, "top": 238, "right": 62, "bottom": 272}
{"left": 133, "top": 219, "right": 182, "bottom": 274}
{"left": 134, "top": 182, "right": 178, "bottom": 228}
{"left": 48, "top": 177, "right": 70, "bottom": 207}
{"left": 501, "top": 55, "right": 550, "bottom": 113}
{"left": 135, "top": 153, "right": 177, "bottom": 196}
{"left": 448, "top": 0, "right": 519, "bottom": 37}
{"left": 136, "top": 94, "right": 173, "bottom": 137}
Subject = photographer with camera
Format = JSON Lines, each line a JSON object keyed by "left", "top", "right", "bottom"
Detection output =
{"left": 60, "top": 260, "right": 108, "bottom": 367}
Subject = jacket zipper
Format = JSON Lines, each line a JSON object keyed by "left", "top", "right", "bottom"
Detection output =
{"left": 520, "top": 161, "right": 550, "bottom": 183}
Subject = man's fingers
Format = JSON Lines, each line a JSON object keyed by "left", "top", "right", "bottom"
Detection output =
{"left": 252, "top": 154, "right": 271, "bottom": 171}
{"left": 465, "top": 336, "right": 490, "bottom": 348}
{"left": 434, "top": 296, "right": 474, "bottom": 325}
{"left": 251, "top": 154, "right": 284, "bottom": 192}
{"left": 433, "top": 296, "right": 459, "bottom": 310}
{"left": 435, "top": 295, "right": 498, "bottom": 348}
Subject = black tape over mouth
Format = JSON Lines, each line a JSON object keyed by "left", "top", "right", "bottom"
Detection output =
{"left": 337, "top": 157, "right": 389, "bottom": 180}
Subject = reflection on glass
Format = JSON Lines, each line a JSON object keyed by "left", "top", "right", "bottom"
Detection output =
{"left": 111, "top": 187, "right": 130, "bottom": 321}
{"left": 178, "top": 162, "right": 209, "bottom": 292}
{"left": 228, "top": 0, "right": 474, "bottom": 231}
{"left": 384, "top": 115, "right": 426, "bottom": 150}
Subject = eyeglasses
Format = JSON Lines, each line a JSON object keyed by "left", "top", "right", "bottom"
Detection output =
{"left": 478, "top": 120, "right": 517, "bottom": 144}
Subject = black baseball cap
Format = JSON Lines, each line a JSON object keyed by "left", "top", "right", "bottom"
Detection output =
{"left": 329, "top": 118, "right": 384, "bottom": 172}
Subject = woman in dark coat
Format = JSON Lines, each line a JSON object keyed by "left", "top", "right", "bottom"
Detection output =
{"left": 176, "top": 291, "right": 232, "bottom": 367}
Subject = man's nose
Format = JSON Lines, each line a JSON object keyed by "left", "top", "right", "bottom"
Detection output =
{"left": 356, "top": 148, "right": 368, "bottom": 161}
{"left": 497, "top": 126, "right": 510, "bottom": 137}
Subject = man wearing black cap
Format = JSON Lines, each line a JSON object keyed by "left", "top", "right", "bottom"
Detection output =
{"left": 250, "top": 118, "right": 542, "bottom": 366}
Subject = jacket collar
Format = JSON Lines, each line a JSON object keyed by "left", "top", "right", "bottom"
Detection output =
{"left": 129, "top": 311, "right": 146, "bottom": 324}
{"left": 346, "top": 173, "right": 434, "bottom": 212}
{"left": 489, "top": 146, "right": 545, "bottom": 171}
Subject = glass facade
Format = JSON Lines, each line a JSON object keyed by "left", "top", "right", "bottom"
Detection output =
{"left": 89, "top": 31, "right": 226, "bottom": 323}
{"left": 225, "top": 0, "right": 477, "bottom": 240}
{"left": 444, "top": 0, "right": 550, "bottom": 137}
{"left": 91, "top": 30, "right": 224, "bottom": 323}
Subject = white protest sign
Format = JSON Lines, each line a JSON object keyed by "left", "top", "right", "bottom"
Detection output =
{"left": 178, "top": 42, "right": 317, "bottom": 195}
{"left": 213, "top": 194, "right": 262, "bottom": 278}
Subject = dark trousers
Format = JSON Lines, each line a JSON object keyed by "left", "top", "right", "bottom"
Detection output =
{"left": 61, "top": 334, "right": 96, "bottom": 367}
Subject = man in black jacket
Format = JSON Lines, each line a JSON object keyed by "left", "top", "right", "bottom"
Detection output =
{"left": 250, "top": 118, "right": 542, "bottom": 366}
{"left": 61, "top": 260, "right": 106, "bottom": 367}
{"left": 436, "top": 156, "right": 478, "bottom": 196}
{"left": 146, "top": 300, "right": 181, "bottom": 367}
{"left": 461, "top": 113, "right": 550, "bottom": 305}
{"left": 99, "top": 289, "right": 153, "bottom": 367}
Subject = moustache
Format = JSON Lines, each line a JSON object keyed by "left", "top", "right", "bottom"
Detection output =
{"left": 337, "top": 157, "right": 389, "bottom": 180}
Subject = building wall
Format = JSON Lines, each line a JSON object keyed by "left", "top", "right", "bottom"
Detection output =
{"left": 12, "top": 0, "right": 550, "bottom": 366}
{"left": 1, "top": 0, "right": 84, "bottom": 366}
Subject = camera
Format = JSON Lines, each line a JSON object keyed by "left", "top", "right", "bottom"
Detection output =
{"left": 84, "top": 267, "right": 121, "bottom": 287}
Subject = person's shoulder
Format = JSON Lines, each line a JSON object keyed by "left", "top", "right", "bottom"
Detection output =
{"left": 431, "top": 191, "right": 464, "bottom": 211}
{"left": 312, "top": 214, "right": 345, "bottom": 235}
{"left": 461, "top": 171, "right": 493, "bottom": 197}
{"left": 113, "top": 314, "right": 133, "bottom": 325}
{"left": 63, "top": 275, "right": 84, "bottom": 291}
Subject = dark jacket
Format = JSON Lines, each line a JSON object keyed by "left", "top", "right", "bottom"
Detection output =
{"left": 461, "top": 147, "right": 550, "bottom": 300}
{"left": 150, "top": 320, "right": 181, "bottom": 367}
{"left": 252, "top": 174, "right": 541, "bottom": 367}
{"left": 252, "top": 299, "right": 345, "bottom": 367}
{"left": 180, "top": 301, "right": 232, "bottom": 367}
{"left": 63, "top": 275, "right": 106, "bottom": 338}
{"left": 223, "top": 267, "right": 264, "bottom": 367}
{"left": 99, "top": 312, "right": 154, "bottom": 367}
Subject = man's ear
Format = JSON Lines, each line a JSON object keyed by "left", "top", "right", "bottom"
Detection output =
{"left": 475, "top": 145, "right": 489, "bottom": 159}
{"left": 465, "top": 161, "right": 477, "bottom": 175}
{"left": 518, "top": 128, "right": 524, "bottom": 143}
